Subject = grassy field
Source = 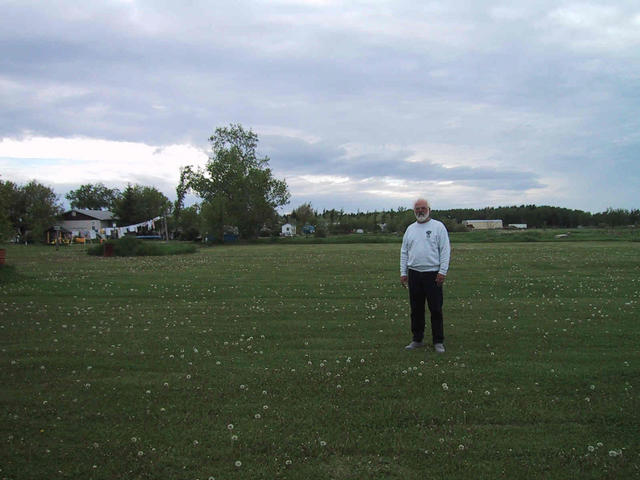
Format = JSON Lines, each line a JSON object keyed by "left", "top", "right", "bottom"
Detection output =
{"left": 1, "top": 241, "right": 638, "bottom": 479}
{"left": 258, "top": 227, "right": 640, "bottom": 244}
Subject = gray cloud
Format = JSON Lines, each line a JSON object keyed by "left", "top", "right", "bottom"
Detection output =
{"left": 1, "top": 0, "right": 639, "bottom": 212}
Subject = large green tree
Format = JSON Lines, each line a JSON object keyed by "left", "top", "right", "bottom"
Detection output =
{"left": 291, "top": 202, "right": 316, "bottom": 230}
{"left": 177, "top": 124, "right": 290, "bottom": 240}
{"left": 174, "top": 204, "right": 201, "bottom": 241}
{"left": 0, "top": 180, "right": 63, "bottom": 242}
{"left": 65, "top": 183, "right": 120, "bottom": 210}
{"left": 113, "top": 184, "right": 171, "bottom": 226}
{"left": 0, "top": 180, "right": 20, "bottom": 241}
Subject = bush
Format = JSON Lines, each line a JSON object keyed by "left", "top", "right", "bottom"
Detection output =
{"left": 0, "top": 264, "right": 22, "bottom": 284}
{"left": 87, "top": 237, "right": 197, "bottom": 257}
{"left": 314, "top": 224, "right": 328, "bottom": 238}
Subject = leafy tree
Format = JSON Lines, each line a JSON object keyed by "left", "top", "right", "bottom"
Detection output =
{"left": 291, "top": 202, "right": 315, "bottom": 229}
{"left": 0, "top": 180, "right": 20, "bottom": 241}
{"left": 113, "top": 184, "right": 171, "bottom": 226}
{"left": 177, "top": 124, "right": 290, "bottom": 240}
{"left": 65, "top": 183, "right": 120, "bottom": 210}
{"left": 174, "top": 204, "right": 201, "bottom": 241}
{"left": 1, "top": 180, "right": 63, "bottom": 243}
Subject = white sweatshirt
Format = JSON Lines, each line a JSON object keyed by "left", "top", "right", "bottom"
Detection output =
{"left": 400, "top": 219, "right": 451, "bottom": 276}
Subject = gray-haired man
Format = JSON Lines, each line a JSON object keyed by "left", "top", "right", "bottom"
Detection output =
{"left": 400, "top": 198, "right": 451, "bottom": 353}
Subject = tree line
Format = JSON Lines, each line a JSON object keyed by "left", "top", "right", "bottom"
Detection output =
{"left": 0, "top": 179, "right": 173, "bottom": 243}
{"left": 1, "top": 124, "right": 638, "bottom": 243}
{"left": 285, "top": 203, "right": 640, "bottom": 236}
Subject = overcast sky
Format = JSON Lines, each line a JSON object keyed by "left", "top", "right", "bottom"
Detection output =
{"left": 1, "top": 0, "right": 639, "bottom": 213}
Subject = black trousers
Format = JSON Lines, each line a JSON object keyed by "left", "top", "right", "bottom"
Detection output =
{"left": 408, "top": 269, "right": 444, "bottom": 344}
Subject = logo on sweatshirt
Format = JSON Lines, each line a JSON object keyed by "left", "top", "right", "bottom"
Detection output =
{"left": 426, "top": 231, "right": 432, "bottom": 238}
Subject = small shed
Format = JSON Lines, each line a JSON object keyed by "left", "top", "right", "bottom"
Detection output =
{"left": 281, "top": 223, "right": 296, "bottom": 236}
{"left": 462, "top": 219, "right": 504, "bottom": 230}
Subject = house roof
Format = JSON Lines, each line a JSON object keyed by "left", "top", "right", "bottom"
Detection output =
{"left": 66, "top": 209, "right": 115, "bottom": 221}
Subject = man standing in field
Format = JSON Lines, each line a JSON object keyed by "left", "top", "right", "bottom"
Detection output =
{"left": 400, "top": 198, "right": 451, "bottom": 353}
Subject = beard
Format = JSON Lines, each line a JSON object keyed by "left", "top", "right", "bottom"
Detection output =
{"left": 415, "top": 212, "right": 429, "bottom": 222}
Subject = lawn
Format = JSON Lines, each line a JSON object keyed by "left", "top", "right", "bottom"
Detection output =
{"left": 0, "top": 242, "right": 638, "bottom": 479}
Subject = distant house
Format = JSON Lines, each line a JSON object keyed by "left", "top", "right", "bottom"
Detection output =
{"left": 462, "top": 219, "right": 503, "bottom": 230}
{"left": 281, "top": 223, "right": 296, "bottom": 236}
{"left": 508, "top": 223, "right": 528, "bottom": 229}
{"left": 60, "top": 209, "right": 117, "bottom": 237}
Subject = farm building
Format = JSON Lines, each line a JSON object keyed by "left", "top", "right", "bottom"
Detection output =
{"left": 462, "top": 219, "right": 504, "bottom": 230}
{"left": 508, "top": 223, "right": 528, "bottom": 229}
{"left": 60, "top": 209, "right": 117, "bottom": 238}
{"left": 281, "top": 223, "right": 296, "bottom": 236}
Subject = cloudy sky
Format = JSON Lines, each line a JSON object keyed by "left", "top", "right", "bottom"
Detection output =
{"left": 1, "top": 0, "right": 639, "bottom": 213}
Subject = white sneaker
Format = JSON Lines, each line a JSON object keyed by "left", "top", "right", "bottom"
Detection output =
{"left": 434, "top": 343, "right": 445, "bottom": 353}
{"left": 405, "top": 341, "right": 425, "bottom": 350}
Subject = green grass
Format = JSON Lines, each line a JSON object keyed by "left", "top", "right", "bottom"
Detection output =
{"left": 1, "top": 242, "right": 638, "bottom": 479}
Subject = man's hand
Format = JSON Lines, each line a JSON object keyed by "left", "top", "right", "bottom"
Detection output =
{"left": 400, "top": 275, "right": 408, "bottom": 288}
{"left": 436, "top": 273, "right": 446, "bottom": 286}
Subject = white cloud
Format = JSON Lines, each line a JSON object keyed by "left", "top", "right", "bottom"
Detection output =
{"left": 0, "top": 136, "right": 208, "bottom": 196}
{"left": 545, "top": 3, "right": 640, "bottom": 51}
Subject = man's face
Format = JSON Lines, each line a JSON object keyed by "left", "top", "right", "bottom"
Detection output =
{"left": 414, "top": 201, "right": 430, "bottom": 223}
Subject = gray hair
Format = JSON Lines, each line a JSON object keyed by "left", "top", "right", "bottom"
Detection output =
{"left": 414, "top": 198, "right": 430, "bottom": 209}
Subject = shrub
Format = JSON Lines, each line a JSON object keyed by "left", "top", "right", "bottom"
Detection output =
{"left": 314, "top": 224, "right": 328, "bottom": 238}
{"left": 0, "top": 264, "right": 22, "bottom": 284}
{"left": 87, "top": 237, "right": 197, "bottom": 257}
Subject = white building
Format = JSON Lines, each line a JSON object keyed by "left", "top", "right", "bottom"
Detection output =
{"left": 508, "top": 223, "right": 528, "bottom": 229}
{"left": 60, "top": 209, "right": 116, "bottom": 236}
{"left": 281, "top": 223, "right": 296, "bottom": 236}
{"left": 462, "top": 219, "right": 504, "bottom": 230}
